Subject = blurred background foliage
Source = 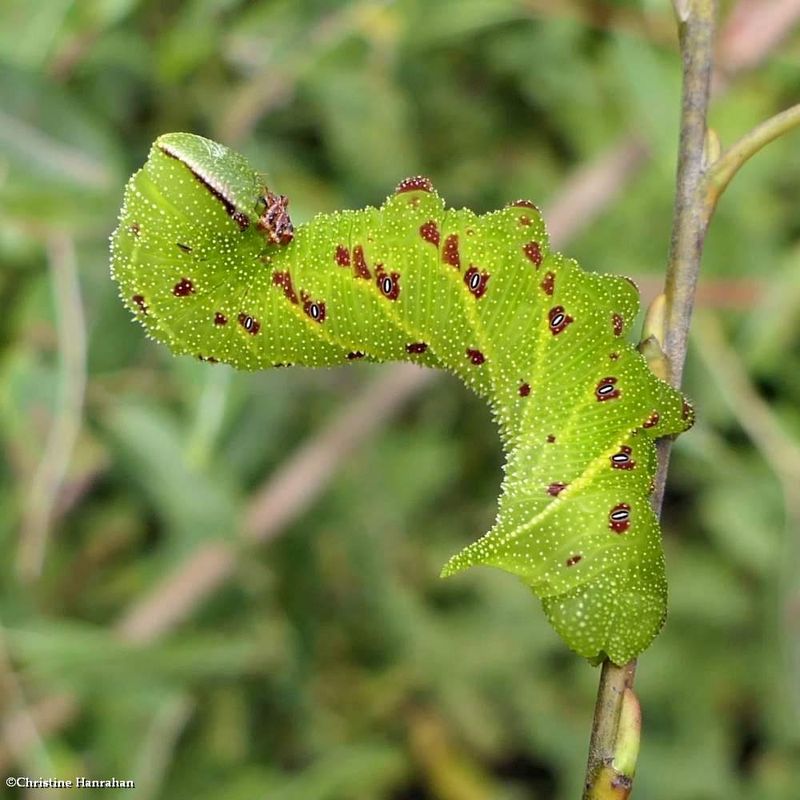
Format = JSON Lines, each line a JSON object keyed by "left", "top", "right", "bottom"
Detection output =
{"left": 1, "top": 1, "right": 799, "bottom": 798}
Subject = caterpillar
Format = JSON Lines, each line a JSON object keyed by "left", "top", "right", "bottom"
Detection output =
{"left": 110, "top": 133, "right": 694, "bottom": 664}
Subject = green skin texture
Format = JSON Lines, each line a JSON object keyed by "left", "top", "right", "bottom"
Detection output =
{"left": 111, "top": 133, "right": 693, "bottom": 665}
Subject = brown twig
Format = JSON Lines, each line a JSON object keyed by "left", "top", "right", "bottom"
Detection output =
{"left": 583, "top": 2, "right": 718, "bottom": 797}
{"left": 662, "top": 1, "right": 718, "bottom": 389}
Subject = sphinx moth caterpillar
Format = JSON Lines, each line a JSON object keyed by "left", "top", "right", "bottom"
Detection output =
{"left": 110, "top": 133, "right": 693, "bottom": 665}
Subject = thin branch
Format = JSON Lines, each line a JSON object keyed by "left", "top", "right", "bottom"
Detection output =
{"left": 706, "top": 103, "right": 800, "bottom": 216}
{"left": 583, "top": 1, "right": 717, "bottom": 797}
{"left": 584, "top": 660, "right": 637, "bottom": 799}
{"left": 662, "top": 0, "right": 717, "bottom": 390}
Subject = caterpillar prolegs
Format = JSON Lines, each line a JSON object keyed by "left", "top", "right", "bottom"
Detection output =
{"left": 110, "top": 133, "right": 693, "bottom": 664}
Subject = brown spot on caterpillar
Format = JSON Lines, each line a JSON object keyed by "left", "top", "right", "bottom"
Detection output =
{"left": 610, "top": 352, "right": 619, "bottom": 361}
{"left": 257, "top": 190, "right": 293, "bottom": 245}
{"left": 565, "top": 554, "right": 582, "bottom": 567}
{"left": 523, "top": 241, "right": 543, "bottom": 266}
{"left": 464, "top": 266, "right": 490, "bottom": 298}
{"left": 596, "top": 377, "right": 620, "bottom": 402}
{"left": 238, "top": 313, "right": 261, "bottom": 335}
{"left": 159, "top": 143, "right": 250, "bottom": 230}
{"left": 643, "top": 411, "right": 660, "bottom": 429}
{"left": 395, "top": 175, "right": 433, "bottom": 193}
{"left": 129, "top": 222, "right": 140, "bottom": 237}
{"left": 509, "top": 199, "right": 538, "bottom": 209}
{"left": 335, "top": 245, "right": 350, "bottom": 266}
{"left": 214, "top": 312, "right": 228, "bottom": 325}
{"left": 611, "top": 445, "right": 635, "bottom": 470}
{"left": 540, "top": 271, "right": 555, "bottom": 296}
{"left": 419, "top": 220, "right": 440, "bottom": 246}
{"left": 518, "top": 382, "right": 531, "bottom": 397}
{"left": 406, "top": 342, "right": 428, "bottom": 354}
{"left": 612, "top": 313, "right": 624, "bottom": 336}
{"left": 197, "top": 354, "right": 219, "bottom": 364}
{"left": 177, "top": 242, "right": 192, "bottom": 253}
{"left": 547, "top": 482, "right": 568, "bottom": 497}
{"left": 375, "top": 264, "right": 401, "bottom": 300}
{"left": 466, "top": 348, "right": 485, "bottom": 365}
{"left": 132, "top": 294, "right": 147, "bottom": 314}
{"left": 548, "top": 305, "right": 573, "bottom": 335}
{"left": 353, "top": 245, "right": 371, "bottom": 279}
{"left": 609, "top": 503, "right": 631, "bottom": 534}
{"left": 442, "top": 234, "right": 461, "bottom": 269}
{"left": 546, "top": 434, "right": 556, "bottom": 443}
{"left": 347, "top": 351, "right": 365, "bottom": 360}
{"left": 301, "top": 291, "right": 326, "bottom": 323}
{"left": 272, "top": 270, "right": 299, "bottom": 304}
{"left": 232, "top": 211, "right": 250, "bottom": 230}
{"left": 518, "top": 216, "right": 532, "bottom": 226}
{"left": 173, "top": 278, "right": 195, "bottom": 297}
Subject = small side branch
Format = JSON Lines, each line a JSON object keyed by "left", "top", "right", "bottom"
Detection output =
{"left": 583, "top": 660, "right": 637, "bottom": 799}
{"left": 662, "top": 0, "right": 717, "bottom": 389}
{"left": 706, "top": 103, "right": 800, "bottom": 217}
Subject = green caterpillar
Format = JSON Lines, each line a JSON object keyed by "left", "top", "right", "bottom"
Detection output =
{"left": 110, "top": 133, "right": 693, "bottom": 664}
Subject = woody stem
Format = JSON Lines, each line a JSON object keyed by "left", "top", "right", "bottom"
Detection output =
{"left": 582, "top": 2, "right": 717, "bottom": 797}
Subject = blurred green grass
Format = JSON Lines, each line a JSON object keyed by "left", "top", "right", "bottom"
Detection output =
{"left": 1, "top": 1, "right": 799, "bottom": 798}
